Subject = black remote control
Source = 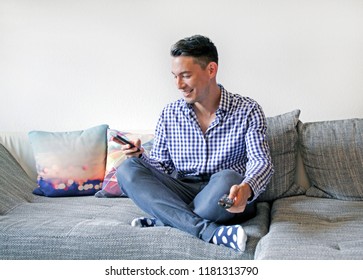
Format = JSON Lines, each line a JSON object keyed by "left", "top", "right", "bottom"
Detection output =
{"left": 218, "top": 194, "right": 234, "bottom": 209}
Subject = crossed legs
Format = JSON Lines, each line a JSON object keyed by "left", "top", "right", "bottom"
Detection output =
{"left": 116, "top": 158, "right": 256, "bottom": 251}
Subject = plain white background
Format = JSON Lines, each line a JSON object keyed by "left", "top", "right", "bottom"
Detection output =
{"left": 1, "top": 0, "right": 362, "bottom": 132}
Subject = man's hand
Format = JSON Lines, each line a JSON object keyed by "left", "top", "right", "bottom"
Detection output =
{"left": 227, "top": 183, "right": 253, "bottom": 213}
{"left": 111, "top": 137, "right": 144, "bottom": 158}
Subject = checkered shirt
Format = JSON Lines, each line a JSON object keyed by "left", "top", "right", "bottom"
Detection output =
{"left": 142, "top": 85, "right": 273, "bottom": 200}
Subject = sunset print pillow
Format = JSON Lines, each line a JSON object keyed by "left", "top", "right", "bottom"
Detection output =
{"left": 28, "top": 125, "right": 108, "bottom": 197}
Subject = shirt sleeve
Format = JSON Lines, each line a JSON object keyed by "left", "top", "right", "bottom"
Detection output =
{"left": 140, "top": 108, "right": 175, "bottom": 175}
{"left": 242, "top": 104, "right": 274, "bottom": 201}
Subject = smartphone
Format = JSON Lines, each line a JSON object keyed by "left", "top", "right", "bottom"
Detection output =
{"left": 112, "top": 134, "right": 140, "bottom": 152}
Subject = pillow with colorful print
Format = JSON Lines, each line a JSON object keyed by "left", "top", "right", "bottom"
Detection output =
{"left": 28, "top": 124, "right": 108, "bottom": 197}
{"left": 95, "top": 129, "right": 154, "bottom": 198}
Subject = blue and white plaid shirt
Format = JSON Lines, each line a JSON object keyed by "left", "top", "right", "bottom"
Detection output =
{"left": 142, "top": 85, "right": 273, "bottom": 200}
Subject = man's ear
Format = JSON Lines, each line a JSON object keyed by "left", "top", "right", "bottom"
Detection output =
{"left": 207, "top": 62, "right": 218, "bottom": 78}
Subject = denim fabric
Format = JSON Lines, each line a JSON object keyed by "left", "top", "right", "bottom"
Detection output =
{"left": 116, "top": 157, "right": 256, "bottom": 242}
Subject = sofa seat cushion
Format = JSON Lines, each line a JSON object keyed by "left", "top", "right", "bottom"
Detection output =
{"left": 255, "top": 196, "right": 363, "bottom": 260}
{"left": 0, "top": 196, "right": 270, "bottom": 260}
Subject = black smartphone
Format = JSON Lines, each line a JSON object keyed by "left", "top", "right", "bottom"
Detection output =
{"left": 112, "top": 134, "right": 140, "bottom": 152}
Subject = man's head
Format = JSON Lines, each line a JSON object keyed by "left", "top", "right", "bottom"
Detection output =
{"left": 171, "top": 35, "right": 220, "bottom": 105}
{"left": 170, "top": 35, "right": 218, "bottom": 69}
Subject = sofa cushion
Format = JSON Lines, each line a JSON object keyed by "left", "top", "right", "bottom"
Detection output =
{"left": 0, "top": 132, "right": 38, "bottom": 181}
{"left": 0, "top": 195, "right": 270, "bottom": 260}
{"left": 95, "top": 129, "right": 154, "bottom": 198}
{"left": 257, "top": 110, "right": 307, "bottom": 202}
{"left": 255, "top": 196, "right": 363, "bottom": 259}
{"left": 299, "top": 119, "right": 363, "bottom": 200}
{"left": 0, "top": 144, "right": 37, "bottom": 215}
{"left": 28, "top": 125, "right": 108, "bottom": 197}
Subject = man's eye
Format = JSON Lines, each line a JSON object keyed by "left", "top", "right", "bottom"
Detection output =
{"left": 183, "top": 75, "right": 191, "bottom": 79}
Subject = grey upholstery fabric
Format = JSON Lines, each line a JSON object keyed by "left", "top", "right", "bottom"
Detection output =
{"left": 0, "top": 144, "right": 37, "bottom": 215}
{"left": 0, "top": 194, "right": 270, "bottom": 259}
{"left": 258, "top": 110, "right": 307, "bottom": 202}
{"left": 299, "top": 119, "right": 363, "bottom": 200}
{"left": 255, "top": 196, "right": 363, "bottom": 260}
{"left": 3, "top": 116, "right": 362, "bottom": 260}
{"left": 0, "top": 132, "right": 37, "bottom": 181}
{"left": 0, "top": 127, "right": 269, "bottom": 260}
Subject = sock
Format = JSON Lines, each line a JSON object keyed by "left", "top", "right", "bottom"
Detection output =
{"left": 131, "top": 217, "right": 157, "bottom": 227}
{"left": 211, "top": 225, "right": 247, "bottom": 252}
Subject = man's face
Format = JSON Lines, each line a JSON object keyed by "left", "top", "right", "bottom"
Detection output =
{"left": 171, "top": 56, "right": 214, "bottom": 104}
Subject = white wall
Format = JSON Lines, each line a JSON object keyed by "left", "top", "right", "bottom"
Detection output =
{"left": 1, "top": 0, "right": 362, "bottom": 132}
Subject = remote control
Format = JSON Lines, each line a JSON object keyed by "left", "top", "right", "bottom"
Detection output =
{"left": 218, "top": 194, "right": 234, "bottom": 209}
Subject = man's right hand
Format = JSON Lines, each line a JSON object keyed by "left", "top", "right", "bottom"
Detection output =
{"left": 111, "top": 137, "right": 144, "bottom": 158}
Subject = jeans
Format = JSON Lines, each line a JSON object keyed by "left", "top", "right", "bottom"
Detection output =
{"left": 116, "top": 157, "right": 256, "bottom": 242}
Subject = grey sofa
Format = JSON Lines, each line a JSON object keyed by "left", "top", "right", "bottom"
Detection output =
{"left": 1, "top": 110, "right": 362, "bottom": 260}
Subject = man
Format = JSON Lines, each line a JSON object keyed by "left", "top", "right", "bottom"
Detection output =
{"left": 116, "top": 35, "right": 273, "bottom": 252}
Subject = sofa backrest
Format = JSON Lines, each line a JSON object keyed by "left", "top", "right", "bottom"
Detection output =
{"left": 299, "top": 118, "right": 363, "bottom": 200}
{"left": 2, "top": 117, "right": 361, "bottom": 202}
{"left": 257, "top": 110, "right": 310, "bottom": 202}
{"left": 0, "top": 111, "right": 312, "bottom": 200}
{"left": 0, "top": 132, "right": 37, "bottom": 181}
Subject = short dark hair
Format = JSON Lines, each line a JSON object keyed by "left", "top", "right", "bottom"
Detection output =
{"left": 170, "top": 35, "right": 218, "bottom": 68}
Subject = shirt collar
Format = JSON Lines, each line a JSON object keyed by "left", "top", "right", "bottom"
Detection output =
{"left": 216, "top": 84, "right": 229, "bottom": 117}
{"left": 181, "top": 84, "right": 230, "bottom": 118}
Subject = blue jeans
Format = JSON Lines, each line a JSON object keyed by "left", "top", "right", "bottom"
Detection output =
{"left": 116, "top": 157, "right": 256, "bottom": 242}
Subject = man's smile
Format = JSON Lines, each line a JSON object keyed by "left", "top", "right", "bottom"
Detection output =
{"left": 182, "top": 88, "right": 194, "bottom": 96}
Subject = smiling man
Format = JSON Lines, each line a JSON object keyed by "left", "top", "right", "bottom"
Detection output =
{"left": 116, "top": 35, "right": 274, "bottom": 252}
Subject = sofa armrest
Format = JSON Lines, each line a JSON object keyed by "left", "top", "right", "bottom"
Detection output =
{"left": 0, "top": 132, "right": 37, "bottom": 182}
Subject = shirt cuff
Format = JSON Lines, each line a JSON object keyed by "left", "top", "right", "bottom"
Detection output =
{"left": 242, "top": 177, "right": 258, "bottom": 202}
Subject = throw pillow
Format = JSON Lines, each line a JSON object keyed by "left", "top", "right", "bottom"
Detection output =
{"left": 28, "top": 124, "right": 108, "bottom": 197}
{"left": 299, "top": 118, "right": 363, "bottom": 200}
{"left": 0, "top": 144, "right": 37, "bottom": 214}
{"left": 257, "top": 110, "right": 307, "bottom": 202}
{"left": 94, "top": 129, "right": 154, "bottom": 198}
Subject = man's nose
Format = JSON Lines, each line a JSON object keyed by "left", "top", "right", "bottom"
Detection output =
{"left": 175, "top": 77, "right": 184, "bottom": 89}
